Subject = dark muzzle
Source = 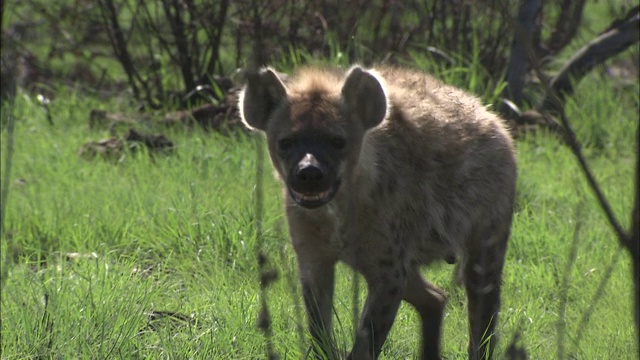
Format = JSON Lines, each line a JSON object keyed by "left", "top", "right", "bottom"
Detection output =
{"left": 288, "top": 153, "right": 339, "bottom": 209}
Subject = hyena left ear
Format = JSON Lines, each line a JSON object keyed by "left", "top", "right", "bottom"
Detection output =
{"left": 239, "top": 68, "right": 287, "bottom": 131}
{"left": 341, "top": 66, "right": 388, "bottom": 129}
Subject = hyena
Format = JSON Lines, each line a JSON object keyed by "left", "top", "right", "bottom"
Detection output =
{"left": 239, "top": 65, "right": 516, "bottom": 360}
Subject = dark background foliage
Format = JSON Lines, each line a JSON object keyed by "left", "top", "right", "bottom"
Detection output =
{"left": 3, "top": 1, "right": 637, "bottom": 112}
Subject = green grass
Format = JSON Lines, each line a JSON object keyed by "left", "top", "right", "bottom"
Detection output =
{"left": 2, "top": 62, "right": 638, "bottom": 360}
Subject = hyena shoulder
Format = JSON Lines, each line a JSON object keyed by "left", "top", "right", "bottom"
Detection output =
{"left": 353, "top": 66, "right": 515, "bottom": 190}
{"left": 375, "top": 66, "right": 512, "bottom": 145}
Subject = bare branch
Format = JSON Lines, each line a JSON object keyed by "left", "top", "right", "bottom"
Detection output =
{"left": 0, "top": 83, "right": 16, "bottom": 294}
{"left": 540, "top": 98, "right": 628, "bottom": 244}
{"left": 544, "top": 0, "right": 586, "bottom": 56}
{"left": 162, "top": 0, "right": 196, "bottom": 92}
{"left": 98, "top": 0, "right": 141, "bottom": 100}
{"left": 203, "top": 0, "right": 229, "bottom": 79}
{"left": 500, "top": 0, "right": 542, "bottom": 118}
{"left": 574, "top": 246, "right": 626, "bottom": 347}
{"left": 0, "top": 0, "right": 4, "bottom": 32}
{"left": 525, "top": 12, "right": 639, "bottom": 347}
{"left": 632, "top": 115, "right": 640, "bottom": 355}
{"left": 543, "top": 7, "right": 639, "bottom": 112}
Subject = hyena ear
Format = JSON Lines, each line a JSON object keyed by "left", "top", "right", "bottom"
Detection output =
{"left": 341, "top": 66, "right": 388, "bottom": 129}
{"left": 239, "top": 68, "right": 288, "bottom": 131}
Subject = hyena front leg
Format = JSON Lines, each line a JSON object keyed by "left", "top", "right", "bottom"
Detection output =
{"left": 298, "top": 256, "right": 338, "bottom": 359}
{"left": 403, "top": 269, "right": 446, "bottom": 360}
{"left": 349, "top": 262, "right": 408, "bottom": 359}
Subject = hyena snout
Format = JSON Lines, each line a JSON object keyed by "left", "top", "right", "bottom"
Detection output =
{"left": 295, "top": 154, "right": 325, "bottom": 184}
{"left": 288, "top": 153, "right": 340, "bottom": 209}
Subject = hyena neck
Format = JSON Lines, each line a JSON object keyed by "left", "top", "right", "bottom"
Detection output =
{"left": 353, "top": 130, "right": 379, "bottom": 192}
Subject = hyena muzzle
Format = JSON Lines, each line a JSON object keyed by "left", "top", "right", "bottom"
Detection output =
{"left": 239, "top": 65, "right": 517, "bottom": 360}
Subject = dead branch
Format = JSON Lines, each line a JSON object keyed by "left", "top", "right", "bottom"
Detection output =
{"left": 503, "top": 3, "right": 639, "bottom": 141}
{"left": 503, "top": 1, "right": 640, "bottom": 347}
{"left": 632, "top": 119, "right": 640, "bottom": 354}
{"left": 203, "top": 0, "right": 230, "bottom": 78}
{"left": 98, "top": 0, "right": 141, "bottom": 101}
{"left": 544, "top": 0, "right": 586, "bottom": 57}
{"left": 501, "top": 0, "right": 542, "bottom": 118}
{"left": 541, "top": 88, "right": 628, "bottom": 246}
{"left": 542, "top": 6, "right": 639, "bottom": 113}
{"left": 528, "top": 32, "right": 639, "bottom": 354}
{"left": 162, "top": 0, "right": 196, "bottom": 92}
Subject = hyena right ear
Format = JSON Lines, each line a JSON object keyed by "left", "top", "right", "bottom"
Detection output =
{"left": 239, "top": 68, "right": 288, "bottom": 131}
{"left": 341, "top": 66, "right": 388, "bottom": 130}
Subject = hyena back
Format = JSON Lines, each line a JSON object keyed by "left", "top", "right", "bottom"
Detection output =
{"left": 240, "top": 65, "right": 516, "bottom": 360}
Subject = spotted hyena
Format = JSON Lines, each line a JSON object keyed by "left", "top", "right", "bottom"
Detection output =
{"left": 239, "top": 65, "right": 516, "bottom": 360}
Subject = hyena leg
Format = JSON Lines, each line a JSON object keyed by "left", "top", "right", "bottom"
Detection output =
{"left": 464, "top": 230, "right": 509, "bottom": 360}
{"left": 349, "top": 268, "right": 407, "bottom": 359}
{"left": 403, "top": 269, "right": 446, "bottom": 360}
{"left": 298, "top": 258, "right": 338, "bottom": 359}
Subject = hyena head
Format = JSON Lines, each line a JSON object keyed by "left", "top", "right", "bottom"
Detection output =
{"left": 240, "top": 66, "right": 388, "bottom": 209}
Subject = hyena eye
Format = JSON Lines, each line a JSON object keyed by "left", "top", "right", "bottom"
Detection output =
{"left": 278, "top": 138, "right": 294, "bottom": 151}
{"left": 330, "top": 137, "right": 346, "bottom": 150}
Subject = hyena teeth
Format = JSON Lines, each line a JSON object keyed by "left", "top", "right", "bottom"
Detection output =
{"left": 293, "top": 190, "right": 329, "bottom": 202}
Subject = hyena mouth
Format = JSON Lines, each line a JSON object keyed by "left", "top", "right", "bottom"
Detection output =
{"left": 289, "top": 182, "right": 340, "bottom": 209}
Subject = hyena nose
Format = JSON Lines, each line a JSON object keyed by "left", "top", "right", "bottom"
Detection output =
{"left": 297, "top": 166, "right": 324, "bottom": 182}
{"left": 296, "top": 154, "right": 325, "bottom": 184}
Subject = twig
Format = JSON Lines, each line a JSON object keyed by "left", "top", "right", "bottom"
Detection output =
{"left": 574, "top": 246, "right": 625, "bottom": 348}
{"left": 252, "top": 134, "right": 280, "bottom": 359}
{"left": 0, "top": 75, "right": 17, "bottom": 294}
{"left": 351, "top": 270, "right": 360, "bottom": 339}
{"left": 98, "top": 0, "right": 141, "bottom": 101}
{"left": 526, "top": 35, "right": 629, "bottom": 245}
{"left": 632, "top": 114, "right": 640, "bottom": 358}
{"left": 203, "top": 0, "right": 230, "bottom": 78}
{"left": 557, "top": 204, "right": 584, "bottom": 359}
{"left": 41, "top": 292, "right": 55, "bottom": 355}
{"left": 525, "top": 13, "right": 639, "bottom": 353}
{"left": 277, "top": 240, "right": 307, "bottom": 357}
{"left": 507, "top": 2, "right": 632, "bottom": 241}
{"left": 162, "top": 0, "right": 196, "bottom": 92}
{"left": 544, "top": 0, "right": 586, "bottom": 57}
